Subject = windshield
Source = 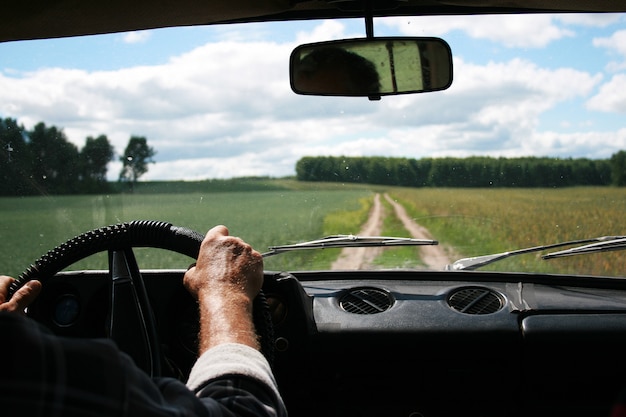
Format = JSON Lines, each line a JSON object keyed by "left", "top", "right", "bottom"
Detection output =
{"left": 1, "top": 14, "right": 626, "bottom": 277}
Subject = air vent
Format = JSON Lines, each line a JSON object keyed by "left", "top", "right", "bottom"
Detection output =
{"left": 339, "top": 287, "right": 394, "bottom": 314}
{"left": 447, "top": 287, "right": 504, "bottom": 315}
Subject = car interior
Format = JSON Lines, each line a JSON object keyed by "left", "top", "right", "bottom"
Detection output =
{"left": 4, "top": 1, "right": 626, "bottom": 417}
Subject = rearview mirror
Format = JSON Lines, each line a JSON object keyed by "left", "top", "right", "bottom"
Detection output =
{"left": 290, "top": 37, "right": 453, "bottom": 99}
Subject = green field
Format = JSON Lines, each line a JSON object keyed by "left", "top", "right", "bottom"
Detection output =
{"left": 1, "top": 180, "right": 625, "bottom": 277}
{"left": 0, "top": 180, "right": 375, "bottom": 277}
{"left": 387, "top": 186, "right": 626, "bottom": 276}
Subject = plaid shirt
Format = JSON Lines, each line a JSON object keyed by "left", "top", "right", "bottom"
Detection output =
{"left": 0, "top": 312, "right": 287, "bottom": 417}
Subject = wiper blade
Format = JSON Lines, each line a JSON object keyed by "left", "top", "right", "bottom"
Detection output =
{"left": 262, "top": 234, "right": 438, "bottom": 258}
{"left": 447, "top": 236, "right": 626, "bottom": 271}
{"left": 542, "top": 236, "right": 626, "bottom": 259}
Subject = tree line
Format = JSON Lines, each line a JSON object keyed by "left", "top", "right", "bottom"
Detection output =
{"left": 1, "top": 117, "right": 155, "bottom": 196}
{"left": 296, "top": 154, "right": 626, "bottom": 187}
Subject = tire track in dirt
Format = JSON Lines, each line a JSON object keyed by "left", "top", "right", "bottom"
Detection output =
{"left": 383, "top": 193, "right": 452, "bottom": 269}
{"left": 331, "top": 193, "right": 384, "bottom": 270}
{"left": 331, "top": 193, "right": 452, "bottom": 270}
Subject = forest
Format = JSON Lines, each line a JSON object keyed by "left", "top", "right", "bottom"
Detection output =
{"left": 0, "top": 117, "right": 155, "bottom": 196}
{"left": 295, "top": 154, "right": 626, "bottom": 188}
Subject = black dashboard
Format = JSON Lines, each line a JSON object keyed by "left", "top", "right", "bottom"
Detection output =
{"left": 26, "top": 269, "right": 626, "bottom": 417}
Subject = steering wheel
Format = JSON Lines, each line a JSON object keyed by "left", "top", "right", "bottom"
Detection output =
{"left": 7, "top": 220, "right": 275, "bottom": 377}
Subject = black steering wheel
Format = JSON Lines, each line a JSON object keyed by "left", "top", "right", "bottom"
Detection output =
{"left": 7, "top": 220, "right": 274, "bottom": 377}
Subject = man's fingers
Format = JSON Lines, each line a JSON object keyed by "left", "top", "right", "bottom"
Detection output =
{"left": 10, "top": 280, "right": 42, "bottom": 311}
{"left": 206, "top": 225, "right": 229, "bottom": 240}
{"left": 0, "top": 275, "right": 16, "bottom": 304}
{"left": 24, "top": 280, "right": 42, "bottom": 303}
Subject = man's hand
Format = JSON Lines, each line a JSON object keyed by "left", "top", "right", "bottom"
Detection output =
{"left": 0, "top": 276, "right": 41, "bottom": 314}
{"left": 184, "top": 225, "right": 263, "bottom": 301}
{"left": 184, "top": 225, "right": 264, "bottom": 354}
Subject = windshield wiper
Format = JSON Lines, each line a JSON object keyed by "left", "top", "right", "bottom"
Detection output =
{"left": 542, "top": 236, "right": 626, "bottom": 259}
{"left": 262, "top": 234, "right": 438, "bottom": 258}
{"left": 447, "top": 236, "right": 626, "bottom": 271}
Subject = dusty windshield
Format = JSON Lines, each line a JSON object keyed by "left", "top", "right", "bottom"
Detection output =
{"left": 1, "top": 14, "right": 625, "bottom": 277}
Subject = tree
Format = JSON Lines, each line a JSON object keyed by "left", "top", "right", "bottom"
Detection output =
{"left": 610, "top": 150, "right": 626, "bottom": 186}
{"left": 119, "top": 136, "right": 156, "bottom": 190}
{"left": 28, "top": 122, "right": 80, "bottom": 194}
{"left": 0, "top": 117, "right": 32, "bottom": 195}
{"left": 80, "top": 134, "right": 114, "bottom": 193}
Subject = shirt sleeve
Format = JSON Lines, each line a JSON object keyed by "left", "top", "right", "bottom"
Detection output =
{"left": 0, "top": 312, "right": 286, "bottom": 417}
{"left": 186, "top": 343, "right": 287, "bottom": 417}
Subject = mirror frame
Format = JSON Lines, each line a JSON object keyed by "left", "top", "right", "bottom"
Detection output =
{"left": 290, "top": 37, "right": 453, "bottom": 99}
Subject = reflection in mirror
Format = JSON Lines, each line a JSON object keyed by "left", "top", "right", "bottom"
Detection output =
{"left": 290, "top": 37, "right": 453, "bottom": 98}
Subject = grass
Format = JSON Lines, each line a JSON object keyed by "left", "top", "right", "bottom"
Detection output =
{"left": 386, "top": 187, "right": 626, "bottom": 276}
{"left": 0, "top": 181, "right": 374, "bottom": 277}
{"left": 371, "top": 195, "right": 426, "bottom": 269}
{"left": 303, "top": 195, "right": 377, "bottom": 267}
{"left": 2, "top": 181, "right": 625, "bottom": 277}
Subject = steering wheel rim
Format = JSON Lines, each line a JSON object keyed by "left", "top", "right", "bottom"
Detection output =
{"left": 8, "top": 220, "right": 275, "bottom": 374}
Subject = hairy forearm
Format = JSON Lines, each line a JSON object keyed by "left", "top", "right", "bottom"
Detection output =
{"left": 196, "top": 291, "right": 260, "bottom": 354}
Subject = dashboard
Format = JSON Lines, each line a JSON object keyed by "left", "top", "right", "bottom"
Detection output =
{"left": 26, "top": 269, "right": 626, "bottom": 417}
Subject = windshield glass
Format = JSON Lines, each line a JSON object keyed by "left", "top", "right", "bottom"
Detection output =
{"left": 1, "top": 14, "right": 626, "bottom": 277}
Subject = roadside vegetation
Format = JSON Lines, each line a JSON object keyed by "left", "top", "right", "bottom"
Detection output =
{"left": 387, "top": 186, "right": 626, "bottom": 276}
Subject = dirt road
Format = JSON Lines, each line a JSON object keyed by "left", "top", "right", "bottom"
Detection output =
{"left": 331, "top": 193, "right": 452, "bottom": 270}
{"left": 331, "top": 194, "right": 385, "bottom": 270}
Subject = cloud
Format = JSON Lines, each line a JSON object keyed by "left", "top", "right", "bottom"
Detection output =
{"left": 587, "top": 74, "right": 626, "bottom": 113}
{"left": 295, "top": 20, "right": 350, "bottom": 43}
{"left": 0, "top": 20, "right": 621, "bottom": 181}
{"left": 529, "top": 128, "right": 626, "bottom": 159}
{"left": 588, "top": 27, "right": 626, "bottom": 114}
{"left": 557, "top": 13, "right": 624, "bottom": 27}
{"left": 121, "top": 31, "right": 152, "bottom": 44}
{"left": 380, "top": 15, "right": 574, "bottom": 48}
{"left": 593, "top": 29, "right": 626, "bottom": 72}
{"left": 143, "top": 152, "right": 285, "bottom": 180}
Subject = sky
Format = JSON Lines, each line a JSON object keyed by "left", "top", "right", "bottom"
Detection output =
{"left": 1, "top": 13, "right": 626, "bottom": 181}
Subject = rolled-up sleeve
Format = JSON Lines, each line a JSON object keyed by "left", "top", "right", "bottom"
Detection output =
{"left": 186, "top": 343, "right": 287, "bottom": 417}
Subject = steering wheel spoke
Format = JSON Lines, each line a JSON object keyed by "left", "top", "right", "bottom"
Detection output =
{"left": 108, "top": 248, "right": 161, "bottom": 376}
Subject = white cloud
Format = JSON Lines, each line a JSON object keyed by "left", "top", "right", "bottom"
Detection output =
{"left": 557, "top": 13, "right": 624, "bottom": 27}
{"left": 379, "top": 15, "right": 574, "bottom": 48}
{"left": 122, "top": 31, "right": 152, "bottom": 44}
{"left": 528, "top": 129, "right": 626, "bottom": 159}
{"left": 143, "top": 152, "right": 282, "bottom": 180}
{"left": 1, "top": 20, "right": 622, "bottom": 181}
{"left": 295, "top": 20, "right": 349, "bottom": 43}
{"left": 593, "top": 29, "right": 626, "bottom": 72}
{"left": 587, "top": 73, "right": 626, "bottom": 113}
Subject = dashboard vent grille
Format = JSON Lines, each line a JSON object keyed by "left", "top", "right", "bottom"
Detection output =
{"left": 339, "top": 287, "right": 393, "bottom": 314}
{"left": 447, "top": 287, "right": 503, "bottom": 315}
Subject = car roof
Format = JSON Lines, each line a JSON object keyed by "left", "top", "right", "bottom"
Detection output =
{"left": 3, "top": 0, "right": 626, "bottom": 43}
